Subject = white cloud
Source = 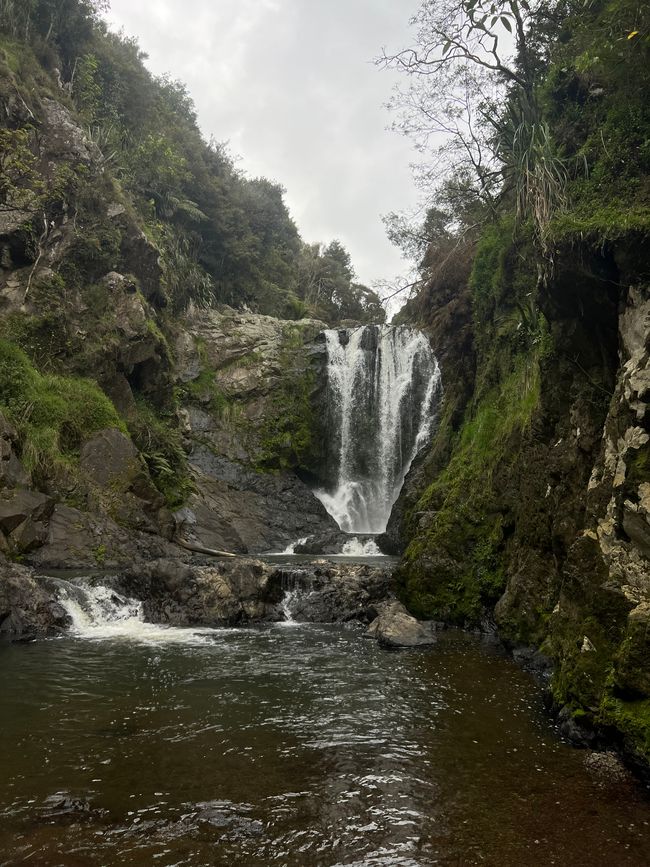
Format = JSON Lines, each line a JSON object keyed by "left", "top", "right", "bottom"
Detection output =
{"left": 104, "top": 0, "right": 422, "bottom": 290}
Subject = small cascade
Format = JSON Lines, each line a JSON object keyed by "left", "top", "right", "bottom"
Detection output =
{"left": 52, "top": 578, "right": 144, "bottom": 637}
{"left": 276, "top": 569, "right": 311, "bottom": 624}
{"left": 46, "top": 577, "right": 217, "bottom": 644}
{"left": 316, "top": 325, "right": 441, "bottom": 534}
{"left": 277, "top": 536, "right": 311, "bottom": 555}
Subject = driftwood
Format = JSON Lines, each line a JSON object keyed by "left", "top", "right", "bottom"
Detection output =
{"left": 173, "top": 538, "right": 237, "bottom": 558}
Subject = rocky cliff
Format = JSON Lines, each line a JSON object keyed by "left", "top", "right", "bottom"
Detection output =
{"left": 389, "top": 227, "right": 650, "bottom": 776}
{"left": 0, "top": 63, "right": 338, "bottom": 568}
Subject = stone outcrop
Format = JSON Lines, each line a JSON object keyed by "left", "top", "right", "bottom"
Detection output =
{"left": 169, "top": 307, "right": 338, "bottom": 552}
{"left": 135, "top": 557, "right": 276, "bottom": 626}
{"left": 177, "top": 448, "right": 338, "bottom": 554}
{"left": 118, "top": 558, "right": 393, "bottom": 628}
{"left": 388, "top": 236, "right": 650, "bottom": 773}
{"left": 0, "top": 557, "right": 69, "bottom": 640}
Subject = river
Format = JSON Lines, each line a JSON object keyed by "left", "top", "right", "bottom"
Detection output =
{"left": 1, "top": 619, "right": 649, "bottom": 866}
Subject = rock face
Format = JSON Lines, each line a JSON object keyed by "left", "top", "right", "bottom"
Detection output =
{"left": 276, "top": 562, "right": 393, "bottom": 623}
{"left": 134, "top": 558, "right": 277, "bottom": 626}
{"left": 0, "top": 489, "right": 54, "bottom": 557}
{"left": 0, "top": 557, "right": 69, "bottom": 640}
{"left": 365, "top": 600, "right": 438, "bottom": 648}
{"left": 118, "top": 558, "right": 393, "bottom": 627}
{"left": 171, "top": 307, "right": 338, "bottom": 553}
{"left": 177, "top": 447, "right": 338, "bottom": 554}
{"left": 389, "top": 237, "right": 650, "bottom": 773}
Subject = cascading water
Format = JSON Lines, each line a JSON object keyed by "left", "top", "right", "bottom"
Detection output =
{"left": 316, "top": 325, "right": 441, "bottom": 534}
{"left": 46, "top": 577, "right": 221, "bottom": 643}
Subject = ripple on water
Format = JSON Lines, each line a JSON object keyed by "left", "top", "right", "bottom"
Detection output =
{"left": 0, "top": 625, "right": 649, "bottom": 866}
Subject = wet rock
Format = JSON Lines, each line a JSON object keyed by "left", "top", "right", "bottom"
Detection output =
{"left": 40, "top": 792, "right": 107, "bottom": 823}
{"left": 365, "top": 600, "right": 438, "bottom": 648}
{"left": 80, "top": 428, "right": 140, "bottom": 489}
{"left": 136, "top": 557, "right": 273, "bottom": 626}
{"left": 0, "top": 556, "right": 69, "bottom": 640}
{"left": 184, "top": 447, "right": 338, "bottom": 554}
{"left": 557, "top": 705, "right": 597, "bottom": 747}
{"left": 294, "top": 529, "right": 354, "bottom": 554}
{"left": 0, "top": 489, "right": 54, "bottom": 534}
{"left": 511, "top": 644, "right": 553, "bottom": 681}
{"left": 277, "top": 563, "right": 392, "bottom": 623}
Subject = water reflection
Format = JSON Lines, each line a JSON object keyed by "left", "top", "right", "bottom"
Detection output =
{"left": 0, "top": 626, "right": 648, "bottom": 866}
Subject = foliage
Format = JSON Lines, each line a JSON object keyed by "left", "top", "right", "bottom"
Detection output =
{"left": 398, "top": 353, "right": 540, "bottom": 623}
{"left": 126, "top": 397, "right": 193, "bottom": 508}
{"left": 0, "top": 338, "right": 124, "bottom": 481}
{"left": 1, "top": 0, "right": 381, "bottom": 323}
{"left": 0, "top": 127, "right": 46, "bottom": 218}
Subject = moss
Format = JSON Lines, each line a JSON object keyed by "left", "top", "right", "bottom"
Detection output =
{"left": 551, "top": 204, "right": 650, "bottom": 246}
{"left": 0, "top": 338, "right": 125, "bottom": 482}
{"left": 255, "top": 325, "right": 318, "bottom": 472}
{"left": 181, "top": 367, "right": 228, "bottom": 416}
{"left": 398, "top": 356, "right": 539, "bottom": 625}
{"left": 599, "top": 695, "right": 650, "bottom": 765}
{"left": 126, "top": 396, "right": 193, "bottom": 509}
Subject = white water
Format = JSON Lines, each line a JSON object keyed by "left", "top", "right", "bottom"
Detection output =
{"left": 316, "top": 326, "right": 441, "bottom": 534}
{"left": 276, "top": 536, "right": 311, "bottom": 555}
{"left": 51, "top": 578, "right": 223, "bottom": 644}
{"left": 340, "top": 537, "right": 382, "bottom": 556}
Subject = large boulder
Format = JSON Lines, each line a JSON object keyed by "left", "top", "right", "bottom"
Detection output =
{"left": 136, "top": 557, "right": 274, "bottom": 626}
{"left": 365, "top": 600, "right": 438, "bottom": 648}
{"left": 28, "top": 503, "right": 177, "bottom": 570}
{"left": 0, "top": 489, "right": 54, "bottom": 533}
{"left": 79, "top": 428, "right": 168, "bottom": 535}
{"left": 80, "top": 427, "right": 140, "bottom": 489}
{"left": 0, "top": 557, "right": 69, "bottom": 640}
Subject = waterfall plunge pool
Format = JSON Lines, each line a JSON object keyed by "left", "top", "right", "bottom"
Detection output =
{"left": 1, "top": 623, "right": 649, "bottom": 866}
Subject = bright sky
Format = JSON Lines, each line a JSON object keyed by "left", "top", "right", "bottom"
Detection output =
{"left": 103, "top": 0, "right": 423, "bottom": 292}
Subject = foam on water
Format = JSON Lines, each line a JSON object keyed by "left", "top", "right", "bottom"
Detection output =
{"left": 340, "top": 537, "right": 382, "bottom": 556}
{"left": 51, "top": 578, "right": 226, "bottom": 644}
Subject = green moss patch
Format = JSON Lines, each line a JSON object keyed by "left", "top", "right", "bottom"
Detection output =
{"left": 0, "top": 338, "right": 124, "bottom": 479}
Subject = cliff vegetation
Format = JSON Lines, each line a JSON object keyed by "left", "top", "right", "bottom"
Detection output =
{"left": 387, "top": 0, "right": 650, "bottom": 774}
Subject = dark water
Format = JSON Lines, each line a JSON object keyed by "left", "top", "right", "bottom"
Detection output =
{"left": 1, "top": 624, "right": 649, "bottom": 867}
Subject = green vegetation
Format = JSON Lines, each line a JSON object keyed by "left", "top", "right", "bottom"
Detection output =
{"left": 0, "top": 338, "right": 124, "bottom": 480}
{"left": 0, "top": 3, "right": 386, "bottom": 323}
{"left": 126, "top": 397, "right": 193, "bottom": 509}
{"left": 256, "top": 325, "right": 319, "bottom": 472}
{"left": 388, "top": 0, "right": 649, "bottom": 763}
{"left": 398, "top": 355, "right": 539, "bottom": 624}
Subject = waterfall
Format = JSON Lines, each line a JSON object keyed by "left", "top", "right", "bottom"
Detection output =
{"left": 315, "top": 325, "right": 441, "bottom": 534}
{"left": 45, "top": 577, "right": 219, "bottom": 643}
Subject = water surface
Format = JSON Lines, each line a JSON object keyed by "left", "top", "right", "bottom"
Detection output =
{"left": 1, "top": 625, "right": 648, "bottom": 866}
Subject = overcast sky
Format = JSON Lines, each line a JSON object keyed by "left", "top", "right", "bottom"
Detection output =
{"left": 103, "top": 0, "right": 423, "bottom": 292}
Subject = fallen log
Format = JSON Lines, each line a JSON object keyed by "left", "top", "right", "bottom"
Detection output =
{"left": 173, "top": 538, "right": 237, "bottom": 558}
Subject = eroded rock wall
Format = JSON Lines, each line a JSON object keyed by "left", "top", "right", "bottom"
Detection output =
{"left": 391, "top": 237, "right": 650, "bottom": 773}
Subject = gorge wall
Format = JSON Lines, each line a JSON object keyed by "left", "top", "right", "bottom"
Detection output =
{"left": 388, "top": 228, "right": 650, "bottom": 776}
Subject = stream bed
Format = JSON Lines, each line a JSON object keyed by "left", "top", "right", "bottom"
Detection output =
{"left": 1, "top": 622, "right": 649, "bottom": 866}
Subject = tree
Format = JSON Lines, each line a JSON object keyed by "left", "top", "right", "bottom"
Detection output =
{"left": 380, "top": 1, "right": 568, "bottom": 248}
